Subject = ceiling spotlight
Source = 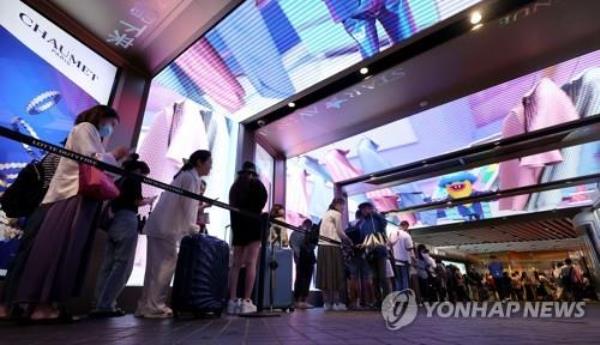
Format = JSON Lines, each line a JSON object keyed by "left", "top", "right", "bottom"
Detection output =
{"left": 470, "top": 10, "right": 483, "bottom": 25}
{"left": 288, "top": 102, "right": 296, "bottom": 108}
{"left": 360, "top": 67, "right": 369, "bottom": 75}
{"left": 472, "top": 23, "right": 483, "bottom": 31}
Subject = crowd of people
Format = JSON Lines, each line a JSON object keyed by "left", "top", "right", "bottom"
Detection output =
{"left": 479, "top": 256, "right": 597, "bottom": 303}
{"left": 0, "top": 106, "right": 597, "bottom": 324}
{"left": 287, "top": 200, "right": 598, "bottom": 309}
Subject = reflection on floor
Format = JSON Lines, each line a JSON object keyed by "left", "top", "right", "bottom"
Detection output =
{"left": 1, "top": 305, "right": 598, "bottom": 345}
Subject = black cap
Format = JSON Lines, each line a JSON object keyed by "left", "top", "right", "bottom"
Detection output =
{"left": 238, "top": 161, "right": 258, "bottom": 175}
{"left": 358, "top": 202, "right": 374, "bottom": 210}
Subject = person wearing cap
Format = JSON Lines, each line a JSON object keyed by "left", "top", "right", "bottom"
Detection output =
{"left": 227, "top": 161, "right": 268, "bottom": 315}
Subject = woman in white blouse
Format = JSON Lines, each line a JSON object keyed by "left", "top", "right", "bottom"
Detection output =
{"left": 316, "top": 198, "right": 352, "bottom": 311}
{"left": 136, "top": 150, "right": 212, "bottom": 319}
{"left": 14, "top": 106, "right": 129, "bottom": 322}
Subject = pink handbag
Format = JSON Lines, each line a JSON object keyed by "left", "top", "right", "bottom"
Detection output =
{"left": 79, "top": 165, "right": 120, "bottom": 201}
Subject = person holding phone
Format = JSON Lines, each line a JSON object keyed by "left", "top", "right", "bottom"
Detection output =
{"left": 92, "top": 154, "right": 155, "bottom": 318}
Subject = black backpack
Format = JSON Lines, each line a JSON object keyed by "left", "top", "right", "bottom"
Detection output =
{"left": 0, "top": 160, "right": 46, "bottom": 218}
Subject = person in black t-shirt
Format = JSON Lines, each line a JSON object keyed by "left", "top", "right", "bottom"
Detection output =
{"left": 91, "top": 154, "right": 155, "bottom": 318}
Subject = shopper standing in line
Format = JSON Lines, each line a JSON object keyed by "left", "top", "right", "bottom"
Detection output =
{"left": 316, "top": 198, "right": 352, "bottom": 311}
{"left": 13, "top": 105, "right": 129, "bottom": 322}
{"left": 389, "top": 220, "right": 414, "bottom": 292}
{"left": 290, "top": 219, "right": 318, "bottom": 309}
{"left": 92, "top": 154, "right": 155, "bottom": 317}
{"left": 136, "top": 150, "right": 212, "bottom": 319}
{"left": 227, "top": 162, "right": 268, "bottom": 315}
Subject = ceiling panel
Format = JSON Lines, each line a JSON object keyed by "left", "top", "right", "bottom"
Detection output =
{"left": 413, "top": 217, "right": 578, "bottom": 247}
{"left": 437, "top": 237, "right": 585, "bottom": 254}
{"left": 39, "top": 0, "right": 241, "bottom": 73}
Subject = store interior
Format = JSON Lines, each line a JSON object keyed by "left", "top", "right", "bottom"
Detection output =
{"left": 2, "top": 0, "right": 600, "bottom": 311}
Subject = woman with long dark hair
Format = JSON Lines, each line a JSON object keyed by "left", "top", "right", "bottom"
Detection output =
{"left": 227, "top": 161, "right": 268, "bottom": 315}
{"left": 13, "top": 105, "right": 129, "bottom": 321}
{"left": 136, "top": 150, "right": 212, "bottom": 319}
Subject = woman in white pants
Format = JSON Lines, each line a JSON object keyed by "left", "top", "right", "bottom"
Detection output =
{"left": 136, "top": 150, "right": 212, "bottom": 319}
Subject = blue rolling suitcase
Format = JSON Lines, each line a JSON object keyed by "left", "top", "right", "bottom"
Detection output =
{"left": 172, "top": 234, "right": 229, "bottom": 318}
{"left": 259, "top": 247, "right": 294, "bottom": 311}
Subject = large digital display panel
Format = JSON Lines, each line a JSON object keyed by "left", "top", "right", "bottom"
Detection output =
{"left": 0, "top": 0, "right": 118, "bottom": 277}
{"left": 387, "top": 182, "right": 597, "bottom": 230}
{"left": 285, "top": 49, "right": 600, "bottom": 227}
{"left": 154, "top": 0, "right": 481, "bottom": 122}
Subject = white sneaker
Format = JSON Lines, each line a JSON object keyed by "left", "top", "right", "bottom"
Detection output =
{"left": 323, "top": 303, "right": 333, "bottom": 311}
{"left": 333, "top": 303, "right": 348, "bottom": 311}
{"left": 240, "top": 299, "right": 257, "bottom": 314}
{"left": 296, "top": 302, "right": 314, "bottom": 309}
{"left": 160, "top": 306, "right": 173, "bottom": 316}
{"left": 227, "top": 299, "right": 241, "bottom": 315}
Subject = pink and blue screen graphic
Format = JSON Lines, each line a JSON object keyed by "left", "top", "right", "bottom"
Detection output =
{"left": 153, "top": 0, "right": 481, "bottom": 121}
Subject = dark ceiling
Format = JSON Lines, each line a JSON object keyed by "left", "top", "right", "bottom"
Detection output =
{"left": 256, "top": 0, "right": 600, "bottom": 158}
{"left": 26, "top": 0, "right": 241, "bottom": 76}
{"left": 411, "top": 208, "right": 582, "bottom": 247}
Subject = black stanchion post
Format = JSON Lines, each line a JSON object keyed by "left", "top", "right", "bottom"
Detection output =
{"left": 240, "top": 213, "right": 280, "bottom": 318}
{"left": 256, "top": 213, "right": 269, "bottom": 312}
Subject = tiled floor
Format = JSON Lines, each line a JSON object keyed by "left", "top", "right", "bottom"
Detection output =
{"left": 1, "top": 305, "right": 599, "bottom": 345}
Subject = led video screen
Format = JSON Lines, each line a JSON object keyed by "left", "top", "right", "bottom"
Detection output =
{"left": 285, "top": 49, "right": 600, "bottom": 227}
{"left": 0, "top": 0, "right": 118, "bottom": 277}
{"left": 387, "top": 183, "right": 597, "bottom": 230}
{"left": 129, "top": 0, "right": 485, "bottom": 286}
{"left": 153, "top": 0, "right": 481, "bottom": 122}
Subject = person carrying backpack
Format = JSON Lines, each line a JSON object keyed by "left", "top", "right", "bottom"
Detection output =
{"left": 0, "top": 151, "right": 61, "bottom": 319}
{"left": 356, "top": 202, "right": 391, "bottom": 306}
{"left": 560, "top": 258, "right": 584, "bottom": 301}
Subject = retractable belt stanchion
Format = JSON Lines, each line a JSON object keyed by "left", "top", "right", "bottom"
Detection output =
{"left": 239, "top": 213, "right": 281, "bottom": 318}
{"left": 0, "top": 126, "right": 341, "bottom": 245}
{"left": 0, "top": 125, "right": 342, "bottom": 316}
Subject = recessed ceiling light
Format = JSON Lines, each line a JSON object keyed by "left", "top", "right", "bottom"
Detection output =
{"left": 360, "top": 67, "right": 369, "bottom": 75}
{"left": 470, "top": 11, "right": 483, "bottom": 25}
{"left": 288, "top": 102, "right": 296, "bottom": 108}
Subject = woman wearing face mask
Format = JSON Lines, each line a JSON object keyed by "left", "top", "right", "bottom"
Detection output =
{"left": 14, "top": 105, "right": 130, "bottom": 322}
{"left": 91, "top": 154, "right": 155, "bottom": 318}
{"left": 136, "top": 150, "right": 212, "bottom": 319}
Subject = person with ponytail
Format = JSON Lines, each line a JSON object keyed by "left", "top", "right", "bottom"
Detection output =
{"left": 92, "top": 154, "right": 154, "bottom": 318}
{"left": 136, "top": 150, "right": 212, "bottom": 319}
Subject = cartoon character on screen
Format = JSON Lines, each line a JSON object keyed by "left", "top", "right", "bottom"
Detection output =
{"left": 438, "top": 172, "right": 485, "bottom": 222}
